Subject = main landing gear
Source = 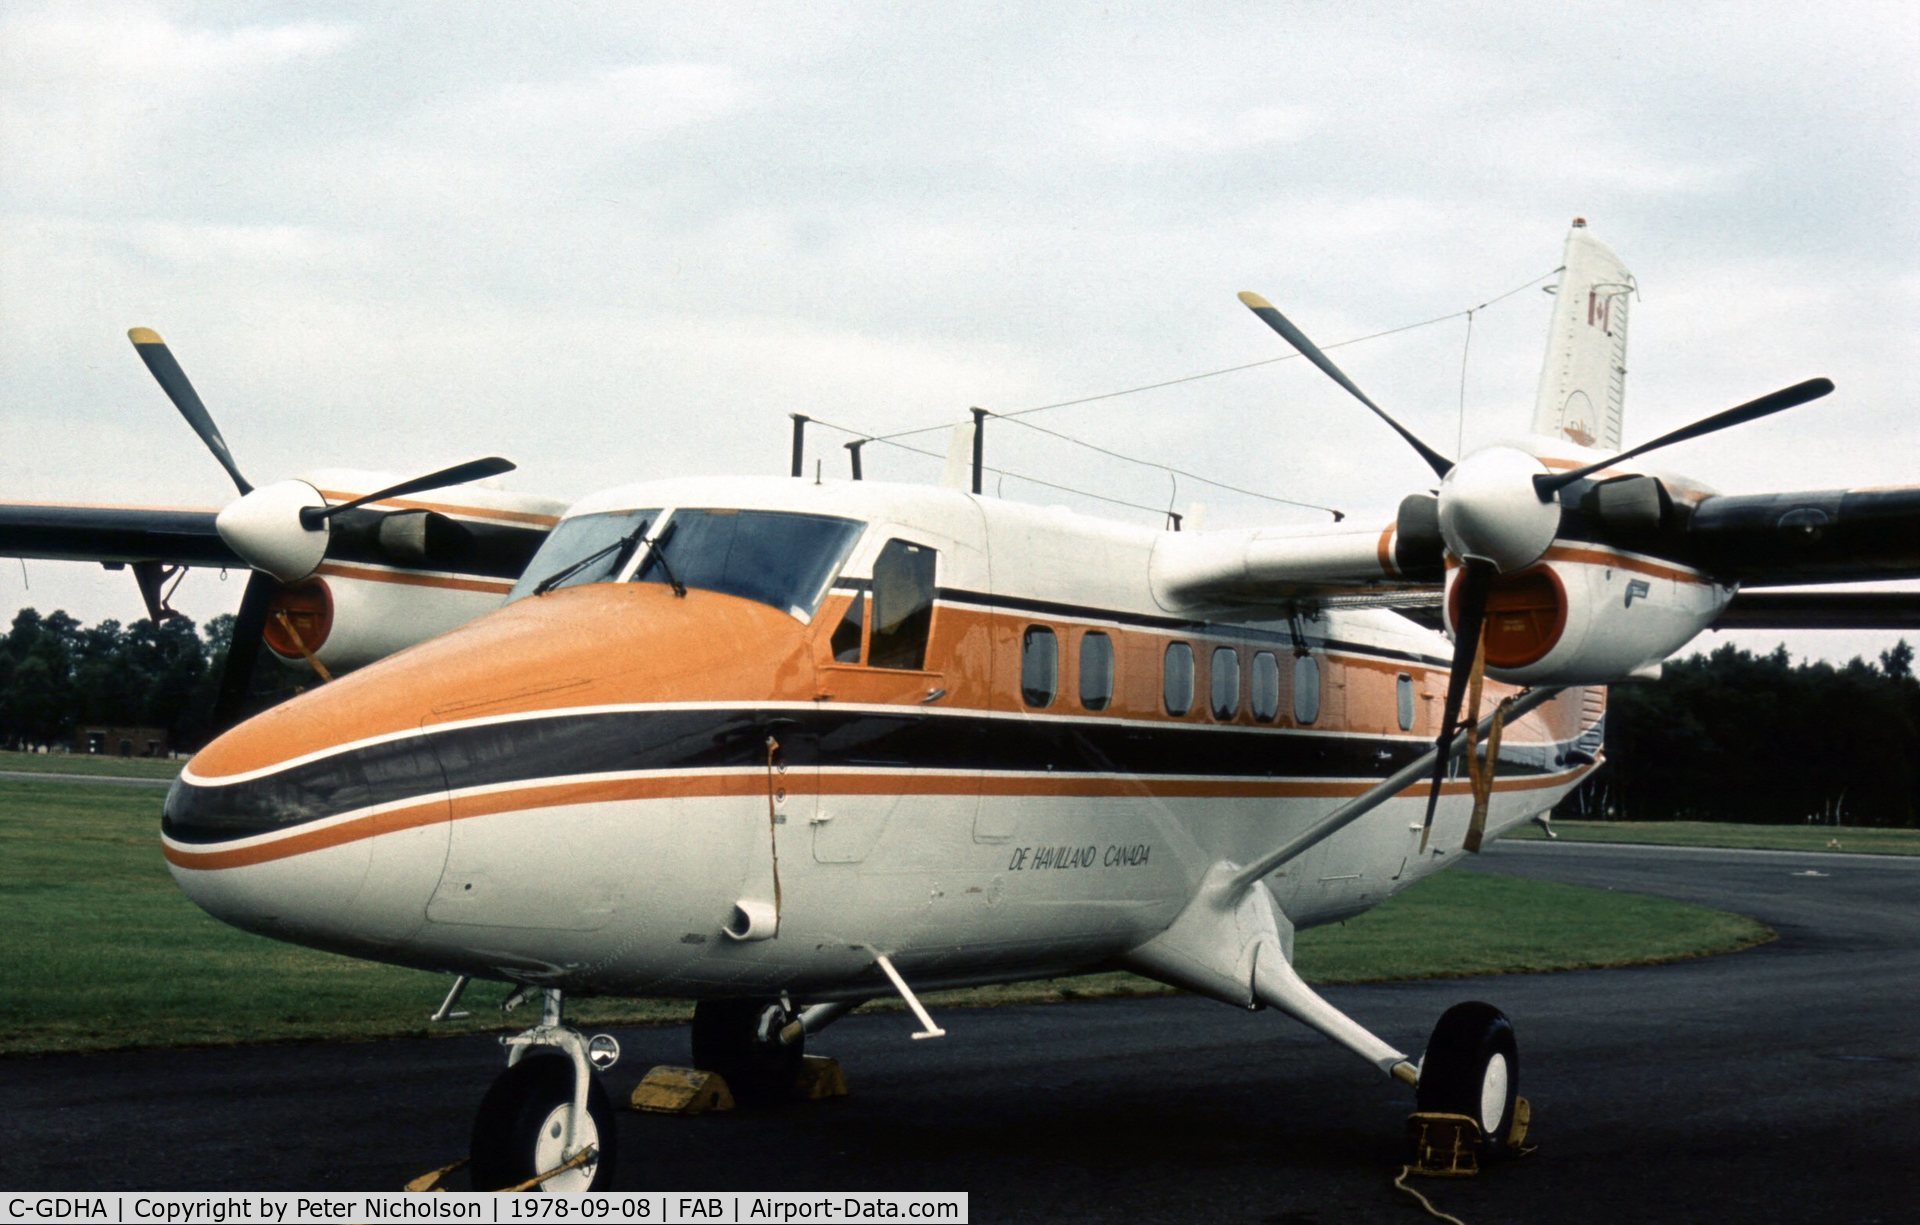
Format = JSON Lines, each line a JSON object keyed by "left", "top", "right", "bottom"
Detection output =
{"left": 691, "top": 998, "right": 803, "bottom": 1105}
{"left": 689, "top": 996, "right": 859, "bottom": 1104}
{"left": 1416, "top": 1001, "right": 1520, "bottom": 1152}
{"left": 470, "top": 988, "right": 620, "bottom": 1192}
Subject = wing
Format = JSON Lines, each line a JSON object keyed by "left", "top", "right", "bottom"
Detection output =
{"left": 1150, "top": 495, "right": 1444, "bottom": 616}
{"left": 1681, "top": 485, "right": 1920, "bottom": 587}
{"left": 0, "top": 500, "right": 241, "bottom": 567}
{"left": 1713, "top": 590, "right": 1920, "bottom": 630}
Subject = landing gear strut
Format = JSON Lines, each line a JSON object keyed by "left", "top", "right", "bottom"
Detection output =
{"left": 470, "top": 989, "right": 619, "bottom": 1191}
{"left": 691, "top": 997, "right": 804, "bottom": 1105}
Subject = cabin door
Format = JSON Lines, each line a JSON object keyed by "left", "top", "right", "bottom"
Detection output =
{"left": 810, "top": 518, "right": 989, "bottom": 863}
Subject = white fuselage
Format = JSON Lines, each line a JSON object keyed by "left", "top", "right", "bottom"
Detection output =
{"left": 164, "top": 477, "right": 1605, "bottom": 1001}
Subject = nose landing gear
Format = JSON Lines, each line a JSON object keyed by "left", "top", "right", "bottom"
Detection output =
{"left": 470, "top": 988, "right": 619, "bottom": 1192}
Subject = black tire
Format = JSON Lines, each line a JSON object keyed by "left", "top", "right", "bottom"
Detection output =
{"left": 691, "top": 998, "right": 803, "bottom": 1105}
{"left": 470, "top": 1052, "right": 617, "bottom": 1192}
{"left": 1415, "top": 1001, "right": 1518, "bottom": 1153}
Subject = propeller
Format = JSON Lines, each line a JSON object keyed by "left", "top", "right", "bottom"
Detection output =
{"left": 1238, "top": 289, "right": 1835, "bottom": 829}
{"left": 211, "top": 574, "right": 278, "bottom": 732}
{"left": 1531, "top": 378, "right": 1834, "bottom": 499}
{"left": 295, "top": 456, "right": 515, "bottom": 529}
{"left": 126, "top": 325, "right": 515, "bottom": 730}
{"left": 1421, "top": 558, "right": 1494, "bottom": 841}
{"left": 127, "top": 329, "right": 253, "bottom": 495}
{"left": 1236, "top": 292, "right": 1455, "bottom": 479}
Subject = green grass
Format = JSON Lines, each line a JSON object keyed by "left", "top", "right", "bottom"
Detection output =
{"left": 1505, "top": 819, "right": 1920, "bottom": 857}
{"left": 0, "top": 748, "right": 183, "bottom": 779}
{"left": 0, "top": 778, "right": 1768, "bottom": 1055}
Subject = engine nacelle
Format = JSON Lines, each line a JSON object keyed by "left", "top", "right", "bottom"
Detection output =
{"left": 255, "top": 469, "right": 567, "bottom": 675}
{"left": 262, "top": 572, "right": 515, "bottom": 674}
{"left": 1446, "top": 551, "right": 1733, "bottom": 686}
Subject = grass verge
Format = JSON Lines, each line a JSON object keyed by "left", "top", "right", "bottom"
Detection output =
{"left": 1506, "top": 819, "right": 1920, "bottom": 857}
{"left": 0, "top": 748, "right": 183, "bottom": 779}
{"left": 1, "top": 779, "right": 1769, "bottom": 1055}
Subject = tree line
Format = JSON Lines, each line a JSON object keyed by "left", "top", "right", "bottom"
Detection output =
{"left": 4, "top": 605, "right": 1918, "bottom": 824}
{"left": 0, "top": 607, "right": 238, "bottom": 752}
{"left": 1571, "top": 639, "right": 1920, "bottom": 827}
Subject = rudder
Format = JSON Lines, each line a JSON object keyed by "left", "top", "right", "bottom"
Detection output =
{"left": 1531, "top": 220, "right": 1635, "bottom": 450}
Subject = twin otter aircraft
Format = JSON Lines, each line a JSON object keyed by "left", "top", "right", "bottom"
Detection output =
{"left": 8, "top": 222, "right": 1920, "bottom": 1191}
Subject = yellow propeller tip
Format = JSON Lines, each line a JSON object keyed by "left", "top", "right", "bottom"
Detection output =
{"left": 1237, "top": 291, "right": 1273, "bottom": 310}
{"left": 127, "top": 327, "right": 164, "bottom": 346}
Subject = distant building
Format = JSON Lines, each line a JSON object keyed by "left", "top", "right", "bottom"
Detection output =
{"left": 76, "top": 725, "right": 169, "bottom": 758}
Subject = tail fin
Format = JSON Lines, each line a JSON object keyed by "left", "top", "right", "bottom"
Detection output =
{"left": 1531, "top": 220, "right": 1635, "bottom": 450}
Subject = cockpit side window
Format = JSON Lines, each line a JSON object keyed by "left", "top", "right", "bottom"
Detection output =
{"left": 633, "top": 509, "right": 864, "bottom": 618}
{"left": 867, "top": 539, "right": 937, "bottom": 670}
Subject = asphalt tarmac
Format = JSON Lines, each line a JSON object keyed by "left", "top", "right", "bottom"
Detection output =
{"left": 6, "top": 840, "right": 1918, "bottom": 1223}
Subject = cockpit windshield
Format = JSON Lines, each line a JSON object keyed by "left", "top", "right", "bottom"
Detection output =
{"left": 633, "top": 509, "right": 863, "bottom": 618}
{"left": 508, "top": 508, "right": 662, "bottom": 601}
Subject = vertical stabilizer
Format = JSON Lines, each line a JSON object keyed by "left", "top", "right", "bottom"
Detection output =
{"left": 1532, "top": 220, "right": 1634, "bottom": 450}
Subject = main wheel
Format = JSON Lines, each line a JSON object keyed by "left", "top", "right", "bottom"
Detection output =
{"left": 691, "top": 998, "right": 803, "bottom": 1105}
{"left": 470, "top": 1052, "right": 617, "bottom": 1192}
{"left": 1416, "top": 1001, "right": 1518, "bottom": 1153}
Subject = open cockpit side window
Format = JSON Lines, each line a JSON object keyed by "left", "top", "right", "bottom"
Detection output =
{"left": 867, "top": 539, "right": 937, "bottom": 670}
{"left": 830, "top": 591, "right": 865, "bottom": 662}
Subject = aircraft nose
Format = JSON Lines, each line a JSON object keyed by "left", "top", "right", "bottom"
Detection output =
{"left": 161, "top": 672, "right": 452, "bottom": 956}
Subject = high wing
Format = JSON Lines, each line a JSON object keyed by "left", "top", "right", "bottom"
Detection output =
{"left": 0, "top": 500, "right": 240, "bottom": 568}
{"left": 1149, "top": 495, "right": 1444, "bottom": 617}
{"left": 1682, "top": 485, "right": 1920, "bottom": 586}
{"left": 1713, "top": 590, "right": 1920, "bottom": 630}
{"left": 1148, "top": 481, "right": 1920, "bottom": 630}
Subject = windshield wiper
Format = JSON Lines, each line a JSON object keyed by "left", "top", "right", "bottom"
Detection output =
{"left": 642, "top": 522, "right": 687, "bottom": 598}
{"left": 530, "top": 517, "right": 651, "bottom": 597}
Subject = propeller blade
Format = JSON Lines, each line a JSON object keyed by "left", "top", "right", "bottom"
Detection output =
{"left": 127, "top": 328, "right": 252, "bottom": 496}
{"left": 211, "top": 573, "right": 277, "bottom": 733}
{"left": 297, "top": 457, "right": 516, "bottom": 529}
{"left": 1420, "top": 558, "right": 1496, "bottom": 842}
{"left": 1238, "top": 291, "right": 1455, "bottom": 480}
{"left": 1533, "top": 377, "right": 1835, "bottom": 499}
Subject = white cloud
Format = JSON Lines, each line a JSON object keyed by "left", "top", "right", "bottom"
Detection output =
{"left": 1073, "top": 105, "right": 1313, "bottom": 160}
{"left": 0, "top": 7, "right": 355, "bottom": 196}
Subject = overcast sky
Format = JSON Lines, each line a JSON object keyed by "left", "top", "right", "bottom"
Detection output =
{"left": 2, "top": 2, "right": 1915, "bottom": 664}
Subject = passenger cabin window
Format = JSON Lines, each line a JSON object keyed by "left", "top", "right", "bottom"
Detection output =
{"left": 1397, "top": 673, "right": 1415, "bottom": 731}
{"left": 1079, "top": 631, "right": 1114, "bottom": 712}
{"left": 1164, "top": 642, "right": 1195, "bottom": 716}
{"left": 868, "top": 539, "right": 937, "bottom": 670}
{"left": 1293, "top": 654, "right": 1322, "bottom": 725}
{"left": 1210, "top": 647, "right": 1240, "bottom": 720}
{"left": 1021, "top": 626, "right": 1058, "bottom": 708}
{"left": 509, "top": 508, "right": 662, "bottom": 600}
{"left": 634, "top": 509, "right": 863, "bottom": 618}
{"left": 1251, "top": 651, "right": 1280, "bottom": 722}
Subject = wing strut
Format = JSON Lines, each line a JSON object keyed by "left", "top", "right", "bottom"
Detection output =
{"left": 1229, "top": 684, "right": 1567, "bottom": 892}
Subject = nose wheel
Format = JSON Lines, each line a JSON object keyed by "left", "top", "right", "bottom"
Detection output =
{"left": 471, "top": 1051, "right": 617, "bottom": 1191}
{"left": 691, "top": 997, "right": 804, "bottom": 1105}
{"left": 471, "top": 988, "right": 619, "bottom": 1191}
{"left": 1415, "top": 1001, "right": 1519, "bottom": 1152}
